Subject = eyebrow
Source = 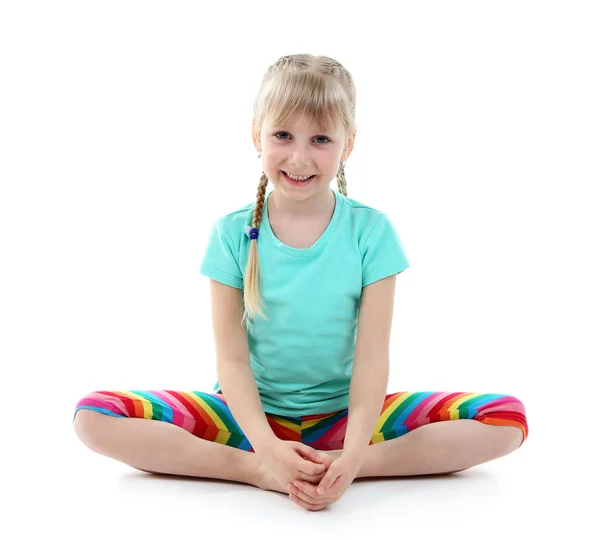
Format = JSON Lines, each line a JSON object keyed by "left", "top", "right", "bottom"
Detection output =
{"left": 272, "top": 125, "right": 335, "bottom": 134}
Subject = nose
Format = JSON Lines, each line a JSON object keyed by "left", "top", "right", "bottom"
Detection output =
{"left": 289, "top": 143, "right": 312, "bottom": 167}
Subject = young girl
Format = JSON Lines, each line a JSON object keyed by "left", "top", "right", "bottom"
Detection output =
{"left": 72, "top": 54, "right": 528, "bottom": 512}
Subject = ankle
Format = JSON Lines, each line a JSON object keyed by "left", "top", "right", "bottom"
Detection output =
{"left": 242, "top": 451, "right": 266, "bottom": 487}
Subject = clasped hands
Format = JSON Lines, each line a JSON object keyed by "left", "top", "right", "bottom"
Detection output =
{"left": 259, "top": 440, "right": 362, "bottom": 511}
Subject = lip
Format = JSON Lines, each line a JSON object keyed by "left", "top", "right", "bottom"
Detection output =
{"left": 282, "top": 170, "right": 315, "bottom": 177}
{"left": 281, "top": 170, "right": 316, "bottom": 186}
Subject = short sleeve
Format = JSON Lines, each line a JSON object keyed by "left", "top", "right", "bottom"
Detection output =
{"left": 199, "top": 218, "right": 244, "bottom": 289}
{"left": 362, "top": 213, "right": 410, "bottom": 288}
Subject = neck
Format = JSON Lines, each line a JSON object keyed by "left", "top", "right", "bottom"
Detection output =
{"left": 269, "top": 187, "right": 335, "bottom": 219}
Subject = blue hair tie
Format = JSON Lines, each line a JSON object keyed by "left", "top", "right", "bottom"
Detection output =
{"left": 245, "top": 226, "right": 259, "bottom": 240}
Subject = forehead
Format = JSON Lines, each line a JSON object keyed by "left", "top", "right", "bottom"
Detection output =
{"left": 265, "top": 111, "right": 339, "bottom": 133}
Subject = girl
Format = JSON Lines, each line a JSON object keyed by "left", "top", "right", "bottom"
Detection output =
{"left": 72, "top": 54, "right": 528, "bottom": 512}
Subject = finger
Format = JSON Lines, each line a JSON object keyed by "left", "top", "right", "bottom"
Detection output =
{"left": 317, "top": 473, "right": 339, "bottom": 494}
{"left": 289, "top": 492, "right": 328, "bottom": 512}
{"left": 293, "top": 480, "right": 329, "bottom": 500}
{"left": 290, "top": 482, "right": 333, "bottom": 504}
{"left": 287, "top": 483, "right": 322, "bottom": 505}
{"left": 296, "top": 469, "right": 327, "bottom": 483}
{"left": 294, "top": 443, "right": 324, "bottom": 464}
{"left": 302, "top": 452, "right": 333, "bottom": 470}
{"left": 298, "top": 460, "right": 327, "bottom": 476}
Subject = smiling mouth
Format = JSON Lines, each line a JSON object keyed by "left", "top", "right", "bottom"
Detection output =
{"left": 282, "top": 171, "right": 316, "bottom": 182}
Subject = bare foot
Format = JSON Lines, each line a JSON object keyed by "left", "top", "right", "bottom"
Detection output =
{"left": 253, "top": 450, "right": 340, "bottom": 493}
{"left": 253, "top": 460, "right": 287, "bottom": 493}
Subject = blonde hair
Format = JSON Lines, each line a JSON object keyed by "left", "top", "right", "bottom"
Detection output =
{"left": 243, "top": 54, "right": 358, "bottom": 325}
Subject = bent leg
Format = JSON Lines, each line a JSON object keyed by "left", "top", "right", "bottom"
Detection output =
{"left": 72, "top": 389, "right": 301, "bottom": 488}
{"left": 301, "top": 391, "right": 528, "bottom": 478}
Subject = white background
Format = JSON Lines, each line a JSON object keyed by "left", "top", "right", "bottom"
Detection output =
{"left": 1, "top": 0, "right": 598, "bottom": 537}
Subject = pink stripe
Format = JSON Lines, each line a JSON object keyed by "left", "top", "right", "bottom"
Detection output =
{"left": 149, "top": 390, "right": 196, "bottom": 432}
{"left": 77, "top": 395, "right": 128, "bottom": 416}
{"left": 405, "top": 392, "right": 455, "bottom": 424}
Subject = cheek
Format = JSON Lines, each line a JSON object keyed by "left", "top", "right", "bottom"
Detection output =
{"left": 265, "top": 161, "right": 282, "bottom": 176}
{"left": 262, "top": 151, "right": 282, "bottom": 167}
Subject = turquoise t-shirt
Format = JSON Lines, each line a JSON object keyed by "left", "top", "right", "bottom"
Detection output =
{"left": 199, "top": 188, "right": 410, "bottom": 416}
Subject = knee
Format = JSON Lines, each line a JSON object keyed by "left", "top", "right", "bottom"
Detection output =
{"left": 73, "top": 409, "right": 109, "bottom": 449}
{"left": 500, "top": 426, "right": 525, "bottom": 455}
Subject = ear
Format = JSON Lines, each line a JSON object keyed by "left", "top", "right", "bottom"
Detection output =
{"left": 341, "top": 130, "right": 356, "bottom": 161}
{"left": 252, "top": 118, "right": 261, "bottom": 153}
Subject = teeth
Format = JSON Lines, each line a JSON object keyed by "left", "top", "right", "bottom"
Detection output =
{"left": 285, "top": 171, "right": 312, "bottom": 181}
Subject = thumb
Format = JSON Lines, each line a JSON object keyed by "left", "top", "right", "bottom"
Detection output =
{"left": 317, "top": 469, "right": 334, "bottom": 494}
{"left": 295, "top": 443, "right": 323, "bottom": 463}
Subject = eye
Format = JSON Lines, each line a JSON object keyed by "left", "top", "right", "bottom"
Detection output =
{"left": 273, "top": 131, "right": 291, "bottom": 140}
{"left": 274, "top": 131, "right": 331, "bottom": 144}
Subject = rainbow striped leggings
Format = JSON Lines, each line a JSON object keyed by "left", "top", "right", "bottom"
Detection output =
{"left": 73, "top": 390, "right": 528, "bottom": 452}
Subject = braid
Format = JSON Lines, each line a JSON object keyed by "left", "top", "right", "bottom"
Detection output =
{"left": 242, "top": 173, "right": 270, "bottom": 325}
{"left": 252, "top": 173, "right": 269, "bottom": 229}
{"left": 336, "top": 163, "right": 348, "bottom": 197}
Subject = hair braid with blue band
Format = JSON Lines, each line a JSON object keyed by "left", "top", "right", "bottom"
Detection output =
{"left": 245, "top": 225, "right": 259, "bottom": 240}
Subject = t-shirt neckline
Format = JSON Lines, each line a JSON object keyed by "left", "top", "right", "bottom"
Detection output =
{"left": 264, "top": 188, "right": 342, "bottom": 256}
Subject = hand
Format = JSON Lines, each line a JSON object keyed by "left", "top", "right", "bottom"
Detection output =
{"left": 258, "top": 439, "right": 329, "bottom": 491}
{"left": 288, "top": 453, "right": 362, "bottom": 511}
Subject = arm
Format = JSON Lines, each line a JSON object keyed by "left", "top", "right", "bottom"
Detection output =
{"left": 209, "top": 279, "right": 277, "bottom": 455}
{"left": 343, "top": 274, "right": 397, "bottom": 462}
{"left": 218, "top": 362, "right": 276, "bottom": 454}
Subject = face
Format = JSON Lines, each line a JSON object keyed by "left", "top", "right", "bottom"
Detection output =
{"left": 254, "top": 111, "right": 354, "bottom": 204}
